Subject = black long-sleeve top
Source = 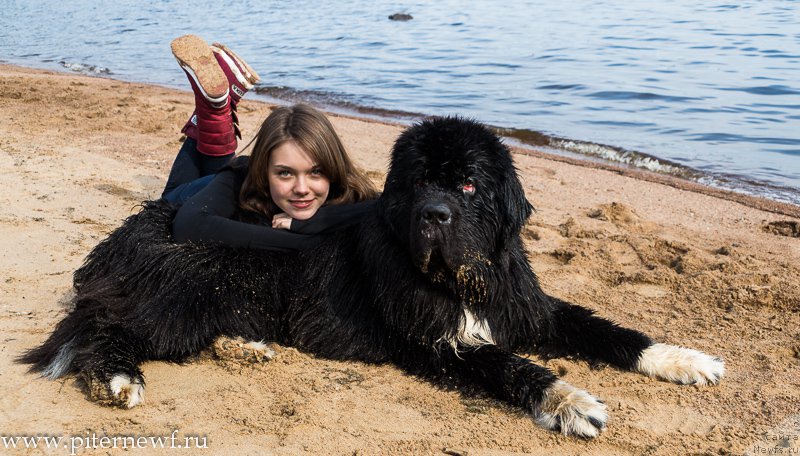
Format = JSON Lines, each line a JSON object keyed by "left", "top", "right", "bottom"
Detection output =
{"left": 172, "top": 166, "right": 376, "bottom": 252}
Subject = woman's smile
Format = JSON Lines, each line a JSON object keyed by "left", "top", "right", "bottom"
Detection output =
{"left": 289, "top": 199, "right": 314, "bottom": 208}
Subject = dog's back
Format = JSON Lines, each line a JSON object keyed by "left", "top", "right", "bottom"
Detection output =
{"left": 19, "top": 200, "right": 296, "bottom": 380}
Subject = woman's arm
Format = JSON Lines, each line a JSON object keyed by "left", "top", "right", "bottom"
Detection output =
{"left": 288, "top": 200, "right": 377, "bottom": 234}
{"left": 172, "top": 170, "right": 318, "bottom": 252}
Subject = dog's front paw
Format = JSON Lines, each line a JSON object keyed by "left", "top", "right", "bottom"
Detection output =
{"left": 534, "top": 380, "right": 608, "bottom": 438}
{"left": 636, "top": 343, "right": 725, "bottom": 385}
{"left": 83, "top": 372, "right": 145, "bottom": 408}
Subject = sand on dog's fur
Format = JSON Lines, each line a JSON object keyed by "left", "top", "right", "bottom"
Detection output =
{"left": 1, "top": 64, "right": 798, "bottom": 455}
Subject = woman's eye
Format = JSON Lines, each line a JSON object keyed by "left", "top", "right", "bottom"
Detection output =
{"left": 277, "top": 170, "right": 292, "bottom": 178}
{"left": 462, "top": 179, "right": 475, "bottom": 195}
{"left": 310, "top": 168, "right": 324, "bottom": 177}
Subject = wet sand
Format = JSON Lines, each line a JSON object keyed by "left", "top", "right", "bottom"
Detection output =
{"left": 1, "top": 64, "right": 798, "bottom": 455}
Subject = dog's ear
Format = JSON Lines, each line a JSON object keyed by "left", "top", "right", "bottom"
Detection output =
{"left": 496, "top": 165, "right": 533, "bottom": 250}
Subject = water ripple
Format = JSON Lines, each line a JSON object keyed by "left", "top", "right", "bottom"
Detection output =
{"left": 719, "top": 85, "right": 800, "bottom": 95}
{"left": 586, "top": 91, "right": 703, "bottom": 102}
{"left": 537, "top": 84, "right": 586, "bottom": 91}
{"left": 690, "top": 133, "right": 800, "bottom": 146}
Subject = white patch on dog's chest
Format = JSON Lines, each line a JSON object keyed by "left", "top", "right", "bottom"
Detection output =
{"left": 439, "top": 308, "right": 495, "bottom": 351}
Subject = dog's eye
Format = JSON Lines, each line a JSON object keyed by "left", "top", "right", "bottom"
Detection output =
{"left": 415, "top": 178, "right": 426, "bottom": 188}
{"left": 462, "top": 179, "right": 475, "bottom": 195}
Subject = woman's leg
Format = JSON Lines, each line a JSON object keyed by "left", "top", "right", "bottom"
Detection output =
{"left": 162, "top": 138, "right": 233, "bottom": 203}
{"left": 162, "top": 138, "right": 201, "bottom": 199}
{"left": 162, "top": 174, "right": 216, "bottom": 204}
{"left": 181, "top": 42, "right": 261, "bottom": 143}
{"left": 162, "top": 35, "right": 259, "bottom": 204}
{"left": 171, "top": 34, "right": 236, "bottom": 157}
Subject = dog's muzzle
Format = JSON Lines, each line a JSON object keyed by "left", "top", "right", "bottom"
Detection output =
{"left": 412, "top": 200, "right": 458, "bottom": 274}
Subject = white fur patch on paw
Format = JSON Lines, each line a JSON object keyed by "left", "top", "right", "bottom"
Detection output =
{"left": 637, "top": 343, "right": 725, "bottom": 385}
{"left": 535, "top": 380, "right": 608, "bottom": 438}
{"left": 109, "top": 374, "right": 145, "bottom": 408}
{"left": 243, "top": 340, "right": 277, "bottom": 360}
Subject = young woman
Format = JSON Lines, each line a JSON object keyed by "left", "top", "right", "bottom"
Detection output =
{"left": 163, "top": 35, "right": 378, "bottom": 251}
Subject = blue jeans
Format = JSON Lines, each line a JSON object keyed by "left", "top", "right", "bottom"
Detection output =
{"left": 162, "top": 138, "right": 233, "bottom": 204}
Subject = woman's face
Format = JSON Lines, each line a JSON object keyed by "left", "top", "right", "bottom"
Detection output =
{"left": 268, "top": 141, "right": 330, "bottom": 220}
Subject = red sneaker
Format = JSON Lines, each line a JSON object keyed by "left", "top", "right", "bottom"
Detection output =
{"left": 171, "top": 35, "right": 228, "bottom": 107}
{"left": 180, "top": 42, "right": 261, "bottom": 142}
{"left": 171, "top": 35, "right": 236, "bottom": 156}
{"left": 212, "top": 42, "right": 260, "bottom": 104}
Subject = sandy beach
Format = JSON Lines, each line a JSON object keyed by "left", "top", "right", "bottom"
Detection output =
{"left": 1, "top": 64, "right": 798, "bottom": 455}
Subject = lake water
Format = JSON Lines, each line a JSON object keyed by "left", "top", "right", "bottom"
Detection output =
{"left": 1, "top": 0, "right": 799, "bottom": 205}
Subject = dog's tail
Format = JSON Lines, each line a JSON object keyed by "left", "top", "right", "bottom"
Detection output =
{"left": 16, "top": 298, "right": 99, "bottom": 380}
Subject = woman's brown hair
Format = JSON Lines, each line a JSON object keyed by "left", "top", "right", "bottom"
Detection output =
{"left": 239, "top": 104, "right": 378, "bottom": 217}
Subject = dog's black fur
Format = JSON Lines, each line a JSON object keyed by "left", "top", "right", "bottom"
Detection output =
{"left": 20, "top": 117, "right": 723, "bottom": 437}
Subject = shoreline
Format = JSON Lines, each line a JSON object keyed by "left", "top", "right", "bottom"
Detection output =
{"left": 12, "top": 59, "right": 800, "bottom": 213}
{"left": 510, "top": 144, "right": 800, "bottom": 219}
{"left": 1, "top": 63, "right": 799, "bottom": 455}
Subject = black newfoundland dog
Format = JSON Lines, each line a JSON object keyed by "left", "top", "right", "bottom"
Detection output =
{"left": 21, "top": 117, "right": 724, "bottom": 438}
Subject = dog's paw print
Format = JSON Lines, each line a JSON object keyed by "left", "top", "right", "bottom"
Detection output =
{"left": 534, "top": 380, "right": 608, "bottom": 438}
{"left": 637, "top": 343, "right": 725, "bottom": 385}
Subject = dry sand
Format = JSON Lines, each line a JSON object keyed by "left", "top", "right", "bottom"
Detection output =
{"left": 1, "top": 64, "right": 798, "bottom": 455}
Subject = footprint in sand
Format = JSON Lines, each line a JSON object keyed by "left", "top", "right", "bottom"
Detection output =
{"left": 762, "top": 220, "right": 799, "bottom": 238}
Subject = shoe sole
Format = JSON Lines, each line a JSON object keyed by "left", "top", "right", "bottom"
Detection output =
{"left": 212, "top": 46, "right": 253, "bottom": 91}
{"left": 171, "top": 35, "right": 229, "bottom": 103}
{"left": 212, "top": 42, "right": 260, "bottom": 85}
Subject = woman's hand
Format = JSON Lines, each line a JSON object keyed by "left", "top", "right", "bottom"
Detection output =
{"left": 272, "top": 213, "right": 293, "bottom": 230}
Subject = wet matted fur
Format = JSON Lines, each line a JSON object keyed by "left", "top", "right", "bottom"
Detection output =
{"left": 20, "top": 117, "right": 724, "bottom": 437}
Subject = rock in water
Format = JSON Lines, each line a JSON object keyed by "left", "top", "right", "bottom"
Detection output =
{"left": 389, "top": 13, "right": 413, "bottom": 21}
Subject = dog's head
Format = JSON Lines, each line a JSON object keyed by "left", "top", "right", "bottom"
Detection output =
{"left": 380, "top": 117, "right": 532, "bottom": 286}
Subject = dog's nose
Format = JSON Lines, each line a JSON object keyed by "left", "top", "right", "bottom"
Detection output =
{"left": 421, "top": 203, "right": 452, "bottom": 225}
